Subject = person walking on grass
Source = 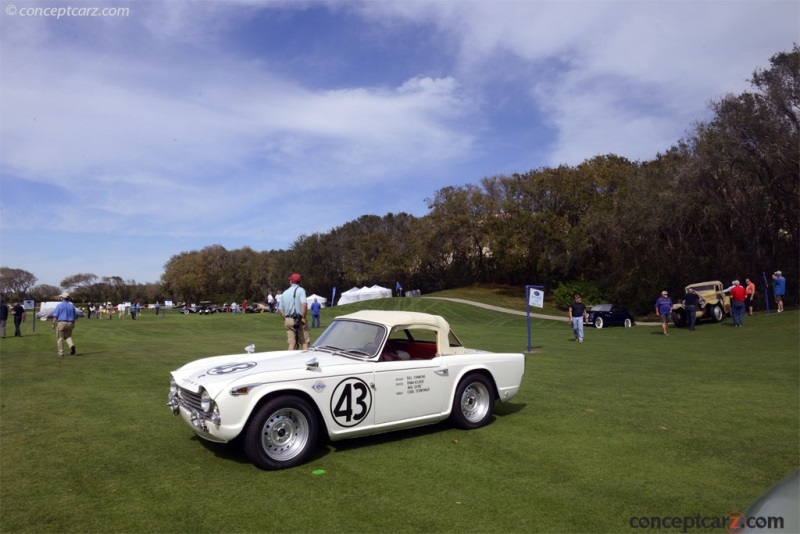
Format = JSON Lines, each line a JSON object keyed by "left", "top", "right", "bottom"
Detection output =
{"left": 52, "top": 292, "right": 78, "bottom": 357}
{"left": 278, "top": 273, "right": 309, "bottom": 350}
{"left": 568, "top": 294, "right": 588, "bottom": 343}
{"left": 655, "top": 290, "right": 673, "bottom": 336}
{"left": 12, "top": 301, "right": 25, "bottom": 337}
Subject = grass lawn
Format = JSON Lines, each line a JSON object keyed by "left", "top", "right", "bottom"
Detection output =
{"left": 1, "top": 296, "right": 797, "bottom": 533}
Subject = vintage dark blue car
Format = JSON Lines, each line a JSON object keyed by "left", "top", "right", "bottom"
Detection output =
{"left": 586, "top": 304, "right": 635, "bottom": 329}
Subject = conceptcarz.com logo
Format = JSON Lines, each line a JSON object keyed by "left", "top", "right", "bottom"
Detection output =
{"left": 628, "top": 512, "right": 785, "bottom": 533}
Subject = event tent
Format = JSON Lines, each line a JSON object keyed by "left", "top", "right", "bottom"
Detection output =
{"left": 337, "top": 285, "right": 392, "bottom": 305}
{"left": 306, "top": 294, "right": 328, "bottom": 307}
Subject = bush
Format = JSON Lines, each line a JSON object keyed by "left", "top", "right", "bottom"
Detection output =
{"left": 553, "top": 280, "right": 606, "bottom": 309}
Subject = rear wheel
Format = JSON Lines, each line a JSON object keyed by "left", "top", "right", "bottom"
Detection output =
{"left": 624, "top": 318, "right": 633, "bottom": 328}
{"left": 244, "top": 396, "right": 318, "bottom": 470}
{"left": 451, "top": 374, "right": 495, "bottom": 430}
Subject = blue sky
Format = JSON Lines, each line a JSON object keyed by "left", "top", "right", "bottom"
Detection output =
{"left": 1, "top": 0, "right": 797, "bottom": 288}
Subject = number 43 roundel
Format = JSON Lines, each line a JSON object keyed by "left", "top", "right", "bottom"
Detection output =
{"left": 330, "top": 377, "right": 372, "bottom": 427}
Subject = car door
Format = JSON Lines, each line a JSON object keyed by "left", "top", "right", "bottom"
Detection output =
{"left": 372, "top": 327, "right": 451, "bottom": 426}
{"left": 610, "top": 305, "right": 625, "bottom": 325}
{"left": 372, "top": 358, "right": 450, "bottom": 426}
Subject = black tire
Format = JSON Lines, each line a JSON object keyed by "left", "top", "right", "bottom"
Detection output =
{"left": 594, "top": 316, "right": 604, "bottom": 329}
{"left": 673, "top": 309, "right": 687, "bottom": 328}
{"left": 244, "top": 396, "right": 318, "bottom": 470}
{"left": 451, "top": 374, "right": 495, "bottom": 430}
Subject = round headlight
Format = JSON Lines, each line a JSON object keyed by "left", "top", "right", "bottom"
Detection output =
{"left": 200, "top": 390, "right": 213, "bottom": 412}
{"left": 170, "top": 377, "right": 178, "bottom": 395}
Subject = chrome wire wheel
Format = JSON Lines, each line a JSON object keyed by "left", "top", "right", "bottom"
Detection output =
{"left": 260, "top": 407, "right": 310, "bottom": 462}
{"left": 460, "top": 381, "right": 491, "bottom": 424}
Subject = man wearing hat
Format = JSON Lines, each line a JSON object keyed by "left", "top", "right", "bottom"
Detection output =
{"left": 772, "top": 271, "right": 786, "bottom": 313}
{"left": 52, "top": 292, "right": 78, "bottom": 357}
{"left": 278, "top": 273, "right": 309, "bottom": 350}
{"left": 655, "top": 290, "right": 673, "bottom": 336}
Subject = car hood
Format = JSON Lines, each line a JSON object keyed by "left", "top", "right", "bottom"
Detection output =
{"left": 171, "top": 349, "right": 367, "bottom": 396}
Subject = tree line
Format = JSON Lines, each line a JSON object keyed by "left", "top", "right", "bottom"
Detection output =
{"left": 3, "top": 46, "right": 797, "bottom": 314}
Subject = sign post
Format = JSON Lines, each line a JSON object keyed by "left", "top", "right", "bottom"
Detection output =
{"left": 24, "top": 299, "right": 35, "bottom": 332}
{"left": 525, "top": 285, "right": 545, "bottom": 353}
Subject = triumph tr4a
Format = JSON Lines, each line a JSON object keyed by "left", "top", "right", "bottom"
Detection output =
{"left": 167, "top": 310, "right": 525, "bottom": 470}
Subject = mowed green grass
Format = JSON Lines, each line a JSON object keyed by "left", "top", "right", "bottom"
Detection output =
{"left": 0, "top": 298, "right": 797, "bottom": 533}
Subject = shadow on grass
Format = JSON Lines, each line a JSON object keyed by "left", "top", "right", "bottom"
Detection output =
{"left": 190, "top": 401, "right": 528, "bottom": 468}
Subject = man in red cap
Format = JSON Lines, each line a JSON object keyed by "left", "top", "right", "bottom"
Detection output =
{"left": 278, "top": 273, "right": 309, "bottom": 350}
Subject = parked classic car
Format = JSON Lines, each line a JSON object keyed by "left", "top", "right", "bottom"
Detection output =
{"left": 586, "top": 303, "right": 635, "bottom": 329}
{"left": 167, "top": 310, "right": 525, "bottom": 470}
{"left": 672, "top": 281, "right": 731, "bottom": 327}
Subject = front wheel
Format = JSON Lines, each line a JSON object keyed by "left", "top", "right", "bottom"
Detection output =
{"left": 451, "top": 374, "right": 495, "bottom": 430}
{"left": 711, "top": 304, "right": 724, "bottom": 323}
{"left": 244, "top": 396, "right": 318, "bottom": 470}
{"left": 594, "top": 316, "right": 604, "bottom": 329}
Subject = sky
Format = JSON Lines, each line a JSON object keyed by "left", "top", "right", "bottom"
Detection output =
{"left": 1, "top": 0, "right": 797, "bottom": 288}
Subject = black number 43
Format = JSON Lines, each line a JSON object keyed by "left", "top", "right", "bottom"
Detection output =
{"left": 331, "top": 378, "right": 372, "bottom": 427}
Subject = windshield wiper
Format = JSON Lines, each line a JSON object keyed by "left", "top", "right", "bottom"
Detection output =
{"left": 312, "top": 345, "right": 342, "bottom": 353}
{"left": 342, "top": 349, "right": 371, "bottom": 357}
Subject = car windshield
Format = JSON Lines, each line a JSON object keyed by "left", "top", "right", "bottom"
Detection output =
{"left": 689, "top": 284, "right": 717, "bottom": 292}
{"left": 591, "top": 304, "right": 612, "bottom": 312}
{"left": 312, "top": 319, "right": 387, "bottom": 360}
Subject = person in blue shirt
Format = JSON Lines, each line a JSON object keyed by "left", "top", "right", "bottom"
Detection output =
{"left": 655, "top": 290, "right": 673, "bottom": 336}
{"left": 772, "top": 271, "right": 786, "bottom": 313}
{"left": 278, "top": 273, "right": 309, "bottom": 350}
{"left": 310, "top": 298, "right": 321, "bottom": 328}
{"left": 52, "top": 292, "right": 79, "bottom": 356}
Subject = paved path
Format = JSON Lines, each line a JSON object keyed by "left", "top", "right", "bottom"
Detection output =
{"left": 424, "top": 296, "right": 659, "bottom": 325}
{"left": 424, "top": 296, "right": 569, "bottom": 321}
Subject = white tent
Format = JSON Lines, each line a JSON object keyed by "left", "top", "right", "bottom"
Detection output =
{"left": 338, "top": 285, "right": 392, "bottom": 305}
{"left": 306, "top": 294, "right": 327, "bottom": 307}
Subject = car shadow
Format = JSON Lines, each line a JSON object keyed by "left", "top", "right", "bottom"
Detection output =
{"left": 189, "top": 401, "right": 528, "bottom": 468}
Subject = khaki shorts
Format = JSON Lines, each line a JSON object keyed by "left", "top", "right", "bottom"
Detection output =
{"left": 285, "top": 317, "right": 310, "bottom": 346}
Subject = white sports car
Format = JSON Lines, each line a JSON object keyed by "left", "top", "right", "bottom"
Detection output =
{"left": 167, "top": 310, "right": 526, "bottom": 470}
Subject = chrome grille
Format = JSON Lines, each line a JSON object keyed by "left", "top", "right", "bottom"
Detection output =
{"left": 178, "top": 387, "right": 202, "bottom": 411}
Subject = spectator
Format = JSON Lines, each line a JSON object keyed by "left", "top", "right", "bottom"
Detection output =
{"left": 155, "top": 302, "right": 160, "bottom": 316}
{"left": 682, "top": 288, "right": 700, "bottom": 331}
{"left": 568, "top": 294, "right": 588, "bottom": 343}
{"left": 130, "top": 302, "right": 138, "bottom": 320}
{"left": 267, "top": 292, "right": 275, "bottom": 313}
{"left": 772, "top": 271, "right": 786, "bottom": 313}
{"left": 278, "top": 273, "right": 309, "bottom": 350}
{"left": 51, "top": 292, "right": 78, "bottom": 357}
{"left": 745, "top": 278, "right": 756, "bottom": 316}
{"left": 231, "top": 302, "right": 238, "bottom": 315}
{"left": 396, "top": 281, "right": 403, "bottom": 297}
{"left": 655, "top": 291, "right": 673, "bottom": 336}
{"left": 0, "top": 299, "right": 8, "bottom": 338}
{"left": 11, "top": 301, "right": 25, "bottom": 337}
{"left": 310, "top": 298, "right": 321, "bottom": 328}
{"left": 730, "top": 280, "right": 746, "bottom": 327}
